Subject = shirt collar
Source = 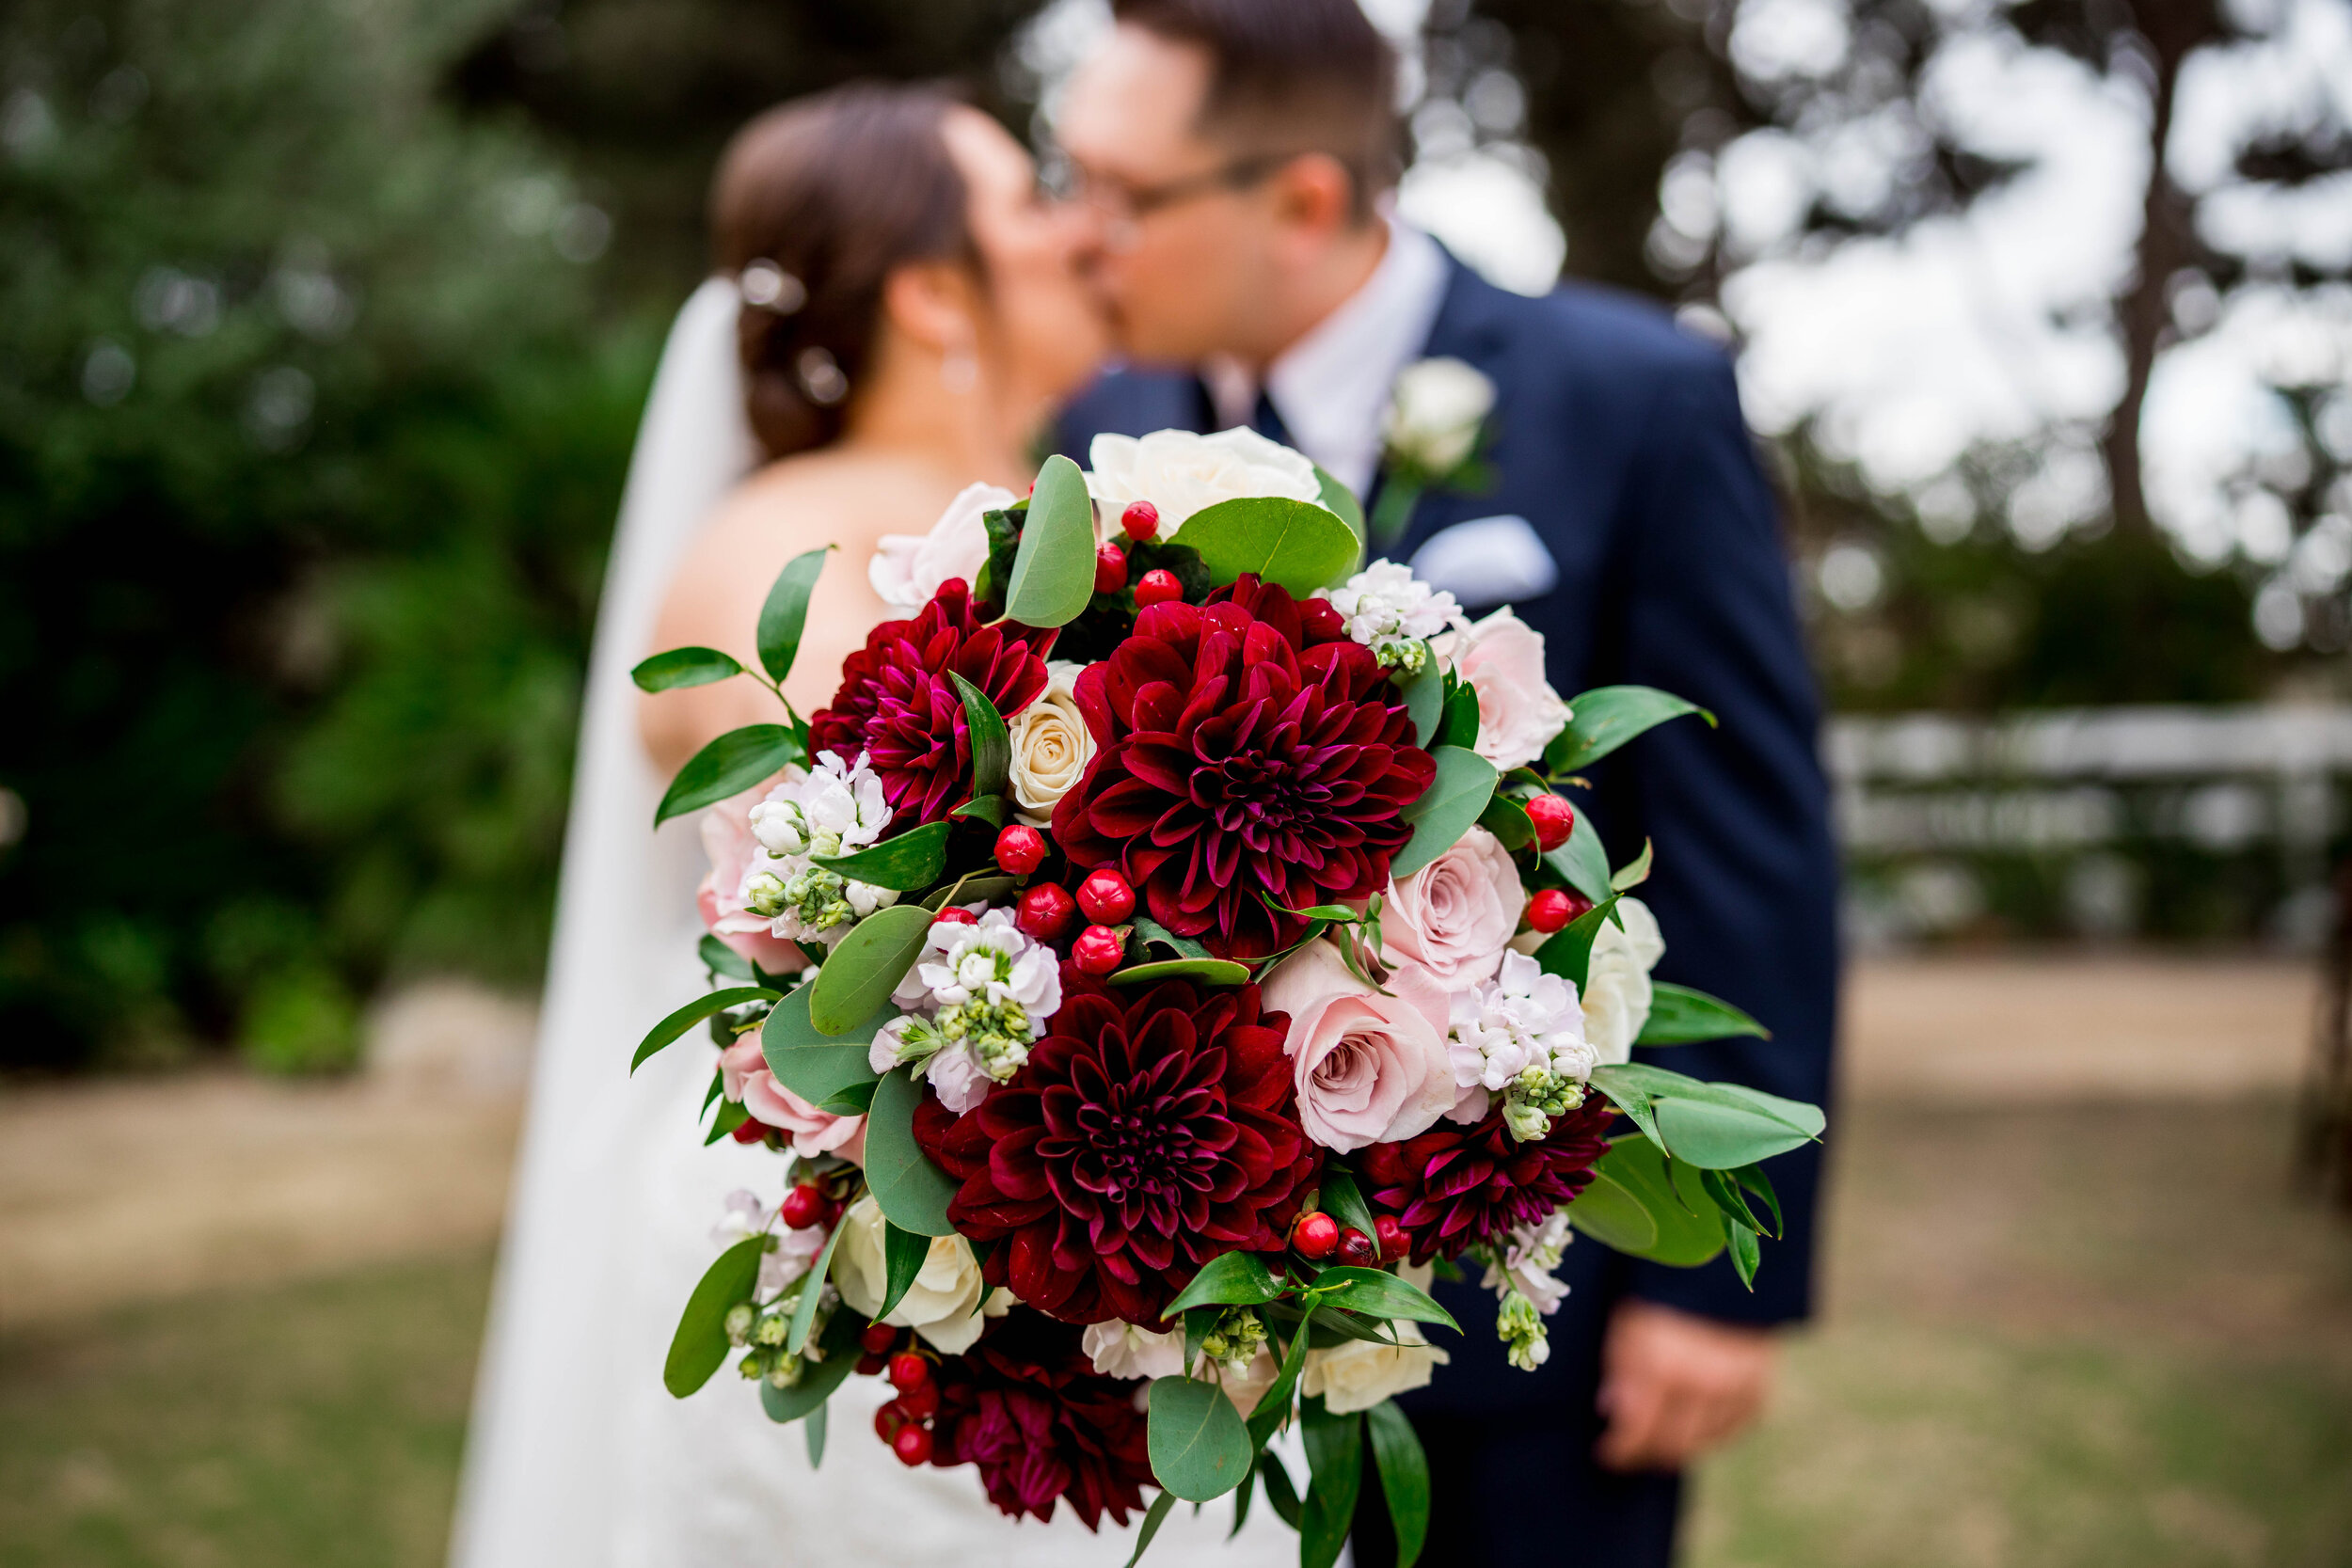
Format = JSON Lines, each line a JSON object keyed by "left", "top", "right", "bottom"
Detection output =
{"left": 1201, "top": 222, "right": 1452, "bottom": 497}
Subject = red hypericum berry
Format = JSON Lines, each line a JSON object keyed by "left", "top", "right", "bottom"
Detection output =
{"left": 993, "top": 823, "right": 1047, "bottom": 877}
{"left": 886, "top": 1352, "right": 931, "bottom": 1393}
{"left": 1525, "top": 794, "right": 1576, "bottom": 851}
{"left": 1526, "top": 889, "right": 1574, "bottom": 934}
{"left": 1134, "top": 568, "right": 1184, "bottom": 608}
{"left": 932, "top": 905, "right": 978, "bottom": 926}
{"left": 892, "top": 1423, "right": 934, "bottom": 1466}
{"left": 1337, "top": 1227, "right": 1375, "bottom": 1267}
{"left": 1075, "top": 868, "right": 1136, "bottom": 925}
{"left": 1071, "top": 924, "right": 1125, "bottom": 975}
{"left": 858, "top": 1351, "right": 890, "bottom": 1376}
{"left": 1120, "top": 499, "right": 1160, "bottom": 542}
{"left": 1094, "top": 541, "right": 1129, "bottom": 594}
{"left": 859, "top": 1322, "right": 899, "bottom": 1355}
{"left": 873, "top": 1400, "right": 908, "bottom": 1440}
{"left": 1374, "top": 1213, "right": 1408, "bottom": 1260}
{"left": 897, "top": 1379, "right": 940, "bottom": 1420}
{"left": 780, "top": 1183, "right": 826, "bottom": 1229}
{"left": 1292, "top": 1211, "right": 1340, "bottom": 1259}
{"left": 1299, "top": 597, "right": 1346, "bottom": 641}
{"left": 1016, "top": 882, "right": 1076, "bottom": 942}
{"left": 729, "top": 1118, "right": 769, "bottom": 1145}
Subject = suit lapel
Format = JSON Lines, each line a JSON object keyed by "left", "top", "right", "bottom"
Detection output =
{"left": 1375, "top": 254, "right": 1523, "bottom": 561}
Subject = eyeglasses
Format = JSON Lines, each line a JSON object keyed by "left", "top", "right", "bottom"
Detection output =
{"left": 1042, "top": 149, "right": 1303, "bottom": 247}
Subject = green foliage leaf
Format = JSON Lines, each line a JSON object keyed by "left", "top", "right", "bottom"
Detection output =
{"left": 1390, "top": 745, "right": 1497, "bottom": 879}
{"left": 1592, "top": 1062, "right": 1825, "bottom": 1170}
{"left": 1299, "top": 1397, "right": 1364, "bottom": 1568}
{"left": 1314, "top": 1169, "right": 1378, "bottom": 1247}
{"left": 756, "top": 546, "right": 832, "bottom": 685}
{"left": 1725, "top": 1216, "right": 1762, "bottom": 1289}
{"left": 863, "top": 1067, "right": 961, "bottom": 1236}
{"left": 1566, "top": 1134, "right": 1725, "bottom": 1267}
{"left": 1610, "top": 838, "right": 1655, "bottom": 891}
{"left": 804, "top": 1401, "right": 828, "bottom": 1466}
{"left": 633, "top": 986, "right": 778, "bottom": 1073}
{"left": 699, "top": 933, "right": 754, "bottom": 981}
{"left": 948, "top": 672, "right": 1009, "bottom": 800}
{"left": 1123, "top": 1490, "right": 1179, "bottom": 1568}
{"left": 786, "top": 1221, "right": 845, "bottom": 1355}
{"left": 762, "top": 986, "right": 888, "bottom": 1113}
{"left": 705, "top": 1095, "right": 751, "bottom": 1146}
{"left": 1248, "top": 1316, "right": 1315, "bottom": 1450}
{"left": 1733, "top": 1162, "right": 1785, "bottom": 1236}
{"left": 758, "top": 1307, "right": 863, "bottom": 1424}
{"left": 1395, "top": 652, "right": 1445, "bottom": 747}
{"left": 1259, "top": 1449, "right": 1304, "bottom": 1529}
{"left": 1636, "top": 982, "right": 1771, "bottom": 1045}
{"left": 630, "top": 645, "right": 744, "bottom": 691}
{"left": 1533, "top": 893, "right": 1622, "bottom": 993}
{"left": 877, "top": 1221, "right": 930, "bottom": 1322}
{"left": 1543, "top": 804, "right": 1613, "bottom": 905}
{"left": 811, "top": 821, "right": 951, "bottom": 892}
{"left": 1477, "top": 790, "right": 1534, "bottom": 850}
{"left": 950, "top": 793, "right": 1009, "bottom": 828}
{"left": 1366, "top": 1400, "right": 1431, "bottom": 1568}
{"left": 1436, "top": 679, "right": 1482, "bottom": 751}
{"left": 1546, "top": 685, "right": 1714, "bottom": 774}
{"left": 1307, "top": 1267, "right": 1459, "bottom": 1332}
{"left": 1109, "top": 958, "right": 1252, "bottom": 988}
{"left": 655, "top": 724, "right": 804, "bottom": 826}
{"left": 1005, "top": 454, "right": 1098, "bottom": 627}
{"left": 1132, "top": 918, "right": 1212, "bottom": 961}
{"left": 923, "top": 874, "right": 1018, "bottom": 911}
{"left": 1174, "top": 496, "right": 1361, "bottom": 595}
{"left": 1165, "top": 1250, "right": 1285, "bottom": 1316}
{"left": 1148, "top": 1376, "right": 1254, "bottom": 1501}
{"left": 807, "top": 903, "right": 933, "bottom": 1033}
{"left": 1314, "top": 465, "right": 1369, "bottom": 552}
{"left": 663, "top": 1237, "right": 766, "bottom": 1397}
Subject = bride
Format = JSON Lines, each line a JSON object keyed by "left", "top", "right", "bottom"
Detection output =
{"left": 451, "top": 85, "right": 1300, "bottom": 1567}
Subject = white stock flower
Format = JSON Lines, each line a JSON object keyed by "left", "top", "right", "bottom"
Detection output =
{"left": 1008, "top": 660, "right": 1094, "bottom": 825}
{"left": 1298, "top": 1321, "right": 1450, "bottom": 1415}
{"left": 735, "top": 752, "right": 899, "bottom": 943}
{"left": 708, "top": 1190, "right": 826, "bottom": 1302}
{"left": 1327, "top": 560, "right": 1466, "bottom": 671}
{"left": 1384, "top": 357, "right": 1495, "bottom": 475}
{"left": 1581, "top": 897, "right": 1666, "bottom": 1066}
{"left": 1447, "top": 952, "right": 1596, "bottom": 1095}
{"left": 1082, "top": 1320, "right": 1188, "bottom": 1382}
{"left": 871, "top": 908, "right": 1063, "bottom": 1109}
{"left": 1481, "top": 1209, "right": 1573, "bottom": 1319}
{"left": 1087, "top": 427, "right": 1324, "bottom": 532}
{"left": 833, "top": 1195, "right": 1009, "bottom": 1354}
{"left": 868, "top": 481, "right": 1013, "bottom": 612}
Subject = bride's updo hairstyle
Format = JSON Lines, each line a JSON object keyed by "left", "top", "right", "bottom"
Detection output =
{"left": 712, "top": 83, "right": 979, "bottom": 461}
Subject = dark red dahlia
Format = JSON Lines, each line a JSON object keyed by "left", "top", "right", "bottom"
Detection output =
{"left": 808, "top": 578, "right": 1052, "bottom": 825}
{"left": 927, "top": 1313, "right": 1155, "bottom": 1529}
{"left": 914, "top": 967, "right": 1318, "bottom": 1324}
{"left": 1359, "top": 1099, "right": 1616, "bottom": 1264}
{"left": 1049, "top": 576, "right": 1435, "bottom": 962}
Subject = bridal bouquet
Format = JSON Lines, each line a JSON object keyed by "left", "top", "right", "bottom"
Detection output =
{"left": 631, "top": 429, "right": 1824, "bottom": 1565}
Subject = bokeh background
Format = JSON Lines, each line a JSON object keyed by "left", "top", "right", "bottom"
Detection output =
{"left": 3, "top": 0, "right": 2349, "bottom": 1563}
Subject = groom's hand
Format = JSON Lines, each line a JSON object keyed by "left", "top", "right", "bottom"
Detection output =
{"left": 1594, "top": 1299, "right": 1777, "bottom": 1472}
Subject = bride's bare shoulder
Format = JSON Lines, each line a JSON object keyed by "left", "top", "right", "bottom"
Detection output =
{"left": 685, "top": 449, "right": 911, "bottom": 566}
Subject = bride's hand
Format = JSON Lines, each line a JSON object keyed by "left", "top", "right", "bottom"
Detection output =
{"left": 1594, "top": 1299, "right": 1778, "bottom": 1472}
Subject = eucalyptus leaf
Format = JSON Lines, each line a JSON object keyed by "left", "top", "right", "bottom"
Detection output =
{"left": 1148, "top": 1376, "right": 1254, "bottom": 1501}
{"left": 1164, "top": 1250, "right": 1284, "bottom": 1316}
{"left": 1307, "top": 1267, "right": 1458, "bottom": 1333}
{"left": 762, "top": 987, "right": 887, "bottom": 1111}
{"left": 923, "top": 873, "right": 1017, "bottom": 911}
{"left": 811, "top": 820, "right": 951, "bottom": 892}
{"left": 656, "top": 725, "right": 805, "bottom": 827}
{"left": 1635, "top": 982, "right": 1770, "bottom": 1045}
{"left": 863, "top": 1067, "right": 961, "bottom": 1236}
{"left": 634, "top": 986, "right": 779, "bottom": 1073}
{"left": 1395, "top": 652, "right": 1444, "bottom": 747}
{"left": 758, "top": 1307, "right": 863, "bottom": 1423}
{"left": 756, "top": 546, "right": 833, "bottom": 685}
{"left": 1313, "top": 465, "right": 1369, "bottom": 551}
{"left": 1299, "top": 1397, "right": 1363, "bottom": 1568}
{"left": 1132, "top": 918, "right": 1211, "bottom": 961}
{"left": 1390, "top": 745, "right": 1497, "bottom": 879}
{"left": 1174, "top": 496, "right": 1360, "bottom": 595}
{"left": 1005, "top": 454, "right": 1097, "bottom": 627}
{"left": 1366, "top": 1400, "right": 1432, "bottom": 1568}
{"left": 807, "top": 903, "right": 932, "bottom": 1033}
{"left": 663, "top": 1237, "right": 767, "bottom": 1397}
{"left": 1547, "top": 685, "right": 1714, "bottom": 774}
{"left": 1556, "top": 1164, "right": 1660, "bottom": 1255}
{"left": 1543, "top": 805, "right": 1613, "bottom": 905}
{"left": 949, "top": 672, "right": 1010, "bottom": 799}
{"left": 877, "top": 1221, "right": 931, "bottom": 1322}
{"left": 1109, "top": 958, "right": 1251, "bottom": 988}
{"left": 631, "top": 645, "right": 744, "bottom": 691}
{"left": 1566, "top": 1134, "right": 1724, "bottom": 1267}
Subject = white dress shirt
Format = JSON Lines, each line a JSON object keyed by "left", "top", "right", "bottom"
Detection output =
{"left": 1201, "top": 221, "right": 1452, "bottom": 497}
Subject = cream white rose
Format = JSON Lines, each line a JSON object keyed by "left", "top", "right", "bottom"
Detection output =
{"left": 1082, "top": 1320, "right": 1188, "bottom": 1381}
{"left": 1088, "top": 427, "right": 1324, "bottom": 533}
{"left": 1007, "top": 659, "right": 1094, "bottom": 825}
{"left": 1298, "top": 1320, "right": 1450, "bottom": 1415}
{"left": 1213, "top": 1344, "right": 1281, "bottom": 1418}
{"left": 1382, "top": 825, "right": 1521, "bottom": 988}
{"left": 868, "top": 481, "right": 1013, "bottom": 612}
{"left": 1384, "top": 357, "right": 1495, "bottom": 474}
{"left": 1443, "top": 608, "right": 1571, "bottom": 772}
{"left": 1581, "top": 896, "right": 1666, "bottom": 1065}
{"left": 832, "top": 1195, "right": 1009, "bottom": 1354}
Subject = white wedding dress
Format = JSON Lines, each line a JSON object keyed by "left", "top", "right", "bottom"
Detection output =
{"left": 450, "top": 282, "right": 1305, "bottom": 1568}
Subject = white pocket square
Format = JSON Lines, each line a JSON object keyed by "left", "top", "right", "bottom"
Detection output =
{"left": 1407, "top": 515, "right": 1559, "bottom": 608}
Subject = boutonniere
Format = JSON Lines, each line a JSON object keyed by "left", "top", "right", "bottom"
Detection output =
{"left": 1371, "top": 356, "right": 1497, "bottom": 548}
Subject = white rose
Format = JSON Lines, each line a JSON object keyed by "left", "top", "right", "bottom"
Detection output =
{"left": 868, "top": 482, "right": 1014, "bottom": 612}
{"left": 1212, "top": 1344, "right": 1281, "bottom": 1418}
{"left": 1082, "top": 1320, "right": 1187, "bottom": 1382}
{"left": 1441, "top": 608, "right": 1571, "bottom": 773}
{"left": 1088, "top": 427, "right": 1324, "bottom": 532}
{"left": 1008, "top": 660, "right": 1094, "bottom": 825}
{"left": 1384, "top": 357, "right": 1495, "bottom": 475}
{"left": 1581, "top": 896, "right": 1666, "bottom": 1066}
{"left": 832, "top": 1195, "right": 1009, "bottom": 1354}
{"left": 1298, "top": 1320, "right": 1450, "bottom": 1415}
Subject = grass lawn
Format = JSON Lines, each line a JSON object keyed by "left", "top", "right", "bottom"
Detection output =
{"left": 2, "top": 1102, "right": 2348, "bottom": 1567}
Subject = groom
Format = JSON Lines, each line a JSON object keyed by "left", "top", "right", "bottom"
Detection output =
{"left": 1053, "top": 3, "right": 1838, "bottom": 1564}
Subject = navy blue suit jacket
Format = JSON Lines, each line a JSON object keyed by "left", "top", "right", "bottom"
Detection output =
{"left": 1058, "top": 257, "right": 1839, "bottom": 1409}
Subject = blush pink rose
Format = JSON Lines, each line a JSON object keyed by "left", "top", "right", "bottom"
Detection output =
{"left": 1445, "top": 608, "right": 1571, "bottom": 772}
{"left": 697, "top": 793, "right": 807, "bottom": 974}
{"left": 1261, "top": 940, "right": 1456, "bottom": 1153}
{"left": 718, "top": 1037, "right": 866, "bottom": 1163}
{"left": 1381, "top": 825, "right": 1520, "bottom": 988}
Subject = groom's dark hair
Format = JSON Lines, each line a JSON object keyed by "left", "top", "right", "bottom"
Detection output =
{"left": 1112, "top": 0, "right": 1399, "bottom": 221}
